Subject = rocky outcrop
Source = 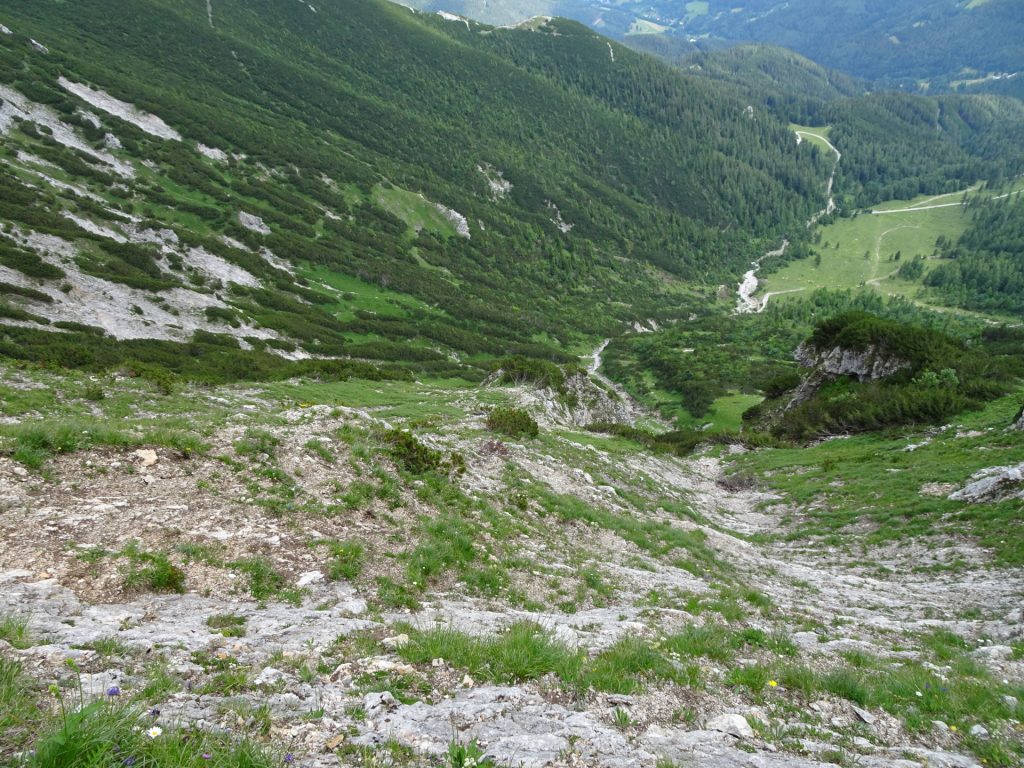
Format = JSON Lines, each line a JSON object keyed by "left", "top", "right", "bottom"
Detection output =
{"left": 948, "top": 463, "right": 1024, "bottom": 503}
{"left": 794, "top": 341, "right": 910, "bottom": 381}
{"left": 496, "top": 372, "right": 634, "bottom": 428}
{"left": 787, "top": 342, "right": 910, "bottom": 408}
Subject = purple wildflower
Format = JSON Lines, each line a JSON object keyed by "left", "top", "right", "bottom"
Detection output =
{"left": 284, "top": 754, "right": 295, "bottom": 764}
{"left": 106, "top": 686, "right": 121, "bottom": 697}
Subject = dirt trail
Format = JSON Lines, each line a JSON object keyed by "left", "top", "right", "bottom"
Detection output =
{"left": 869, "top": 223, "right": 919, "bottom": 281}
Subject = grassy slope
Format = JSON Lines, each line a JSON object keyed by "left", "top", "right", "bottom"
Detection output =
{"left": 733, "top": 392, "right": 1024, "bottom": 567}
{"left": 761, "top": 178, "right": 1024, "bottom": 320}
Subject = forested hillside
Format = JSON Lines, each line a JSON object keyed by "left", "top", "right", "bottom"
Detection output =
{"left": 610, "top": 43, "right": 1024, "bottom": 210}
{"left": 0, "top": 0, "right": 833, "bottom": 377}
{"left": 924, "top": 194, "right": 1024, "bottom": 314}
{"left": 403, "top": 0, "right": 1024, "bottom": 94}
{"left": 675, "top": 0, "right": 1024, "bottom": 89}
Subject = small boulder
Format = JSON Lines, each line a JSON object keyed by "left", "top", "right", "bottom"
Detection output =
{"left": 969, "top": 724, "right": 989, "bottom": 738}
{"left": 296, "top": 571, "right": 324, "bottom": 588}
{"left": 852, "top": 706, "right": 876, "bottom": 725}
{"left": 132, "top": 449, "right": 158, "bottom": 467}
{"left": 948, "top": 464, "right": 1024, "bottom": 503}
{"left": 706, "top": 713, "right": 754, "bottom": 739}
{"left": 972, "top": 645, "right": 1014, "bottom": 661}
{"left": 363, "top": 691, "right": 398, "bottom": 716}
{"left": 381, "top": 633, "right": 409, "bottom": 650}
{"left": 254, "top": 667, "right": 285, "bottom": 686}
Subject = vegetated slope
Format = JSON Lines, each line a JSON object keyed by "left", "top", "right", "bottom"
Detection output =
{"left": 2, "top": 353, "right": 1023, "bottom": 767}
{"left": 822, "top": 93, "right": 1024, "bottom": 208}
{"left": 923, "top": 193, "right": 1024, "bottom": 314}
{"left": 0, "top": 0, "right": 832, "bottom": 380}
{"left": 600, "top": 282, "right": 1024, "bottom": 432}
{"left": 617, "top": 43, "right": 1024, "bottom": 211}
{"left": 662, "top": 0, "right": 1024, "bottom": 90}
{"left": 762, "top": 311, "right": 1024, "bottom": 439}
{"left": 628, "top": 43, "right": 866, "bottom": 120}
{"left": 402, "top": 0, "right": 1024, "bottom": 93}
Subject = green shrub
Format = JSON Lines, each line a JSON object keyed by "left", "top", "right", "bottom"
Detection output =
{"left": 485, "top": 407, "right": 539, "bottom": 438}
{"left": 494, "top": 356, "right": 568, "bottom": 392}
{"left": 383, "top": 429, "right": 464, "bottom": 475}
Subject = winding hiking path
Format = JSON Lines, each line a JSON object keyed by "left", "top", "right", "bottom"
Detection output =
{"left": 872, "top": 185, "right": 1020, "bottom": 215}
{"left": 795, "top": 130, "right": 842, "bottom": 224}
{"left": 868, "top": 223, "right": 920, "bottom": 282}
{"left": 736, "top": 130, "right": 842, "bottom": 314}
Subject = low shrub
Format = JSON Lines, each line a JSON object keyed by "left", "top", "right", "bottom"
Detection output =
{"left": 485, "top": 407, "right": 539, "bottom": 439}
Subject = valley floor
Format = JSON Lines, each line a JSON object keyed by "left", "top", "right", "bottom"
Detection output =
{"left": 1, "top": 369, "right": 1022, "bottom": 768}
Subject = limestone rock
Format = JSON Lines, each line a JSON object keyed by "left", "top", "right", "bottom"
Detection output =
{"left": 852, "top": 706, "right": 875, "bottom": 725}
{"left": 254, "top": 667, "right": 285, "bottom": 686}
{"left": 949, "top": 463, "right": 1024, "bottom": 503}
{"left": 794, "top": 341, "right": 910, "bottom": 381}
{"left": 364, "top": 691, "right": 399, "bottom": 717}
{"left": 972, "top": 644, "right": 1014, "bottom": 660}
{"left": 296, "top": 571, "right": 324, "bottom": 588}
{"left": 381, "top": 633, "right": 409, "bottom": 650}
{"left": 132, "top": 449, "right": 158, "bottom": 467}
{"left": 705, "top": 713, "right": 754, "bottom": 739}
{"left": 788, "top": 341, "right": 910, "bottom": 408}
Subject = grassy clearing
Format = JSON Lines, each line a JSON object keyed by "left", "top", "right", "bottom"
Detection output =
{"left": 228, "top": 557, "right": 301, "bottom": 604}
{"left": 0, "top": 655, "right": 276, "bottom": 766}
{"left": 259, "top": 377, "right": 470, "bottom": 423}
{"left": 762, "top": 178, "right": 1024, "bottom": 319}
{"left": 734, "top": 392, "right": 1024, "bottom": 565}
{"left": 674, "top": 391, "right": 763, "bottom": 432}
{"left": 790, "top": 124, "right": 833, "bottom": 154}
{"left": 373, "top": 183, "right": 459, "bottom": 239}
{"left": 206, "top": 614, "right": 248, "bottom": 638}
{"left": 533, "top": 485, "right": 725, "bottom": 577}
{"left": 0, "top": 657, "right": 46, "bottom": 758}
{"left": 300, "top": 263, "right": 436, "bottom": 322}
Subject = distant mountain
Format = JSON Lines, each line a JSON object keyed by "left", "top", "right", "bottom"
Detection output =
{"left": 403, "top": 0, "right": 1024, "bottom": 92}
{"left": 632, "top": 44, "right": 866, "bottom": 122}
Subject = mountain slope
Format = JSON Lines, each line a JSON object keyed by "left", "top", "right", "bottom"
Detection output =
{"left": 0, "top": 0, "right": 831, "bottom": 374}
{"left": 404, "top": 0, "right": 1024, "bottom": 93}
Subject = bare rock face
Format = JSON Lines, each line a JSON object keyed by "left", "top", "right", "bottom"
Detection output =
{"left": 787, "top": 341, "right": 910, "bottom": 408}
{"left": 489, "top": 371, "right": 637, "bottom": 428}
{"left": 948, "top": 463, "right": 1024, "bottom": 503}
{"left": 794, "top": 341, "right": 910, "bottom": 381}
